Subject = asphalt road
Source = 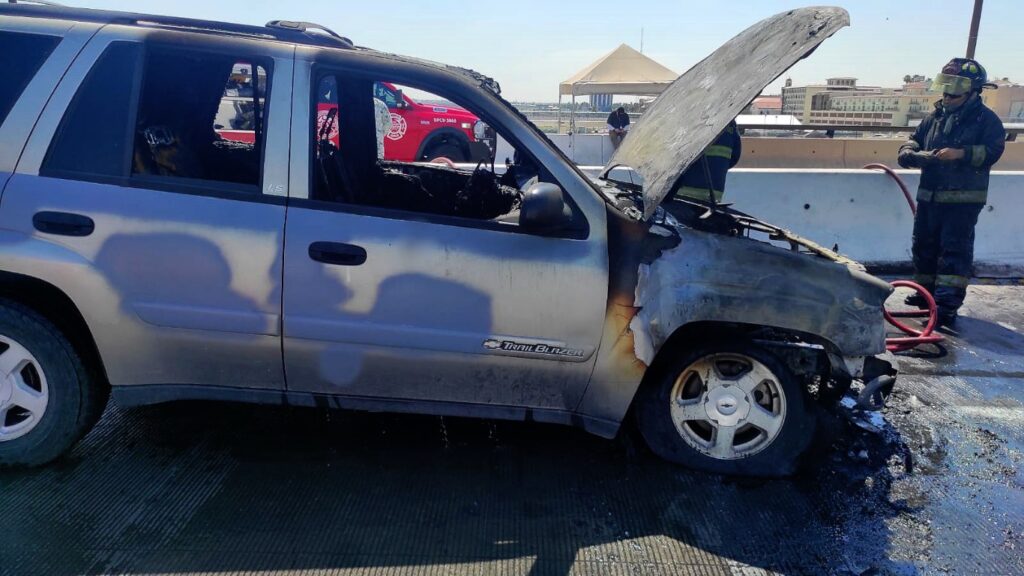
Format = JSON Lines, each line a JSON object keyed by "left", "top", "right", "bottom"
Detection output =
{"left": 2, "top": 285, "right": 1022, "bottom": 576}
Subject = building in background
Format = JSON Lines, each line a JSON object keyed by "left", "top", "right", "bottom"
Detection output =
{"left": 748, "top": 95, "right": 783, "bottom": 115}
{"left": 808, "top": 81, "right": 935, "bottom": 127}
{"left": 782, "top": 77, "right": 879, "bottom": 123}
{"left": 784, "top": 75, "right": 1023, "bottom": 128}
{"left": 589, "top": 93, "right": 613, "bottom": 112}
{"left": 982, "top": 80, "right": 1024, "bottom": 123}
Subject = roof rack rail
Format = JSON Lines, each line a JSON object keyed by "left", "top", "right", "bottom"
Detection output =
{"left": 6, "top": 0, "right": 65, "bottom": 6}
{"left": 0, "top": 4, "right": 356, "bottom": 50}
{"left": 266, "top": 20, "right": 353, "bottom": 48}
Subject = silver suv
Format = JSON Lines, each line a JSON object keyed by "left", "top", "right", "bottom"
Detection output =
{"left": 0, "top": 4, "right": 893, "bottom": 476}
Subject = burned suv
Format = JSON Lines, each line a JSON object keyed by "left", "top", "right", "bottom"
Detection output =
{"left": 0, "top": 5, "right": 892, "bottom": 476}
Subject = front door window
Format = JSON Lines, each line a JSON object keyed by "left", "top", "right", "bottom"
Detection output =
{"left": 312, "top": 73, "right": 554, "bottom": 227}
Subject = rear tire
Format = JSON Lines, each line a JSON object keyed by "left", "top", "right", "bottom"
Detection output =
{"left": 635, "top": 340, "right": 815, "bottom": 477}
{"left": 0, "top": 300, "right": 106, "bottom": 468}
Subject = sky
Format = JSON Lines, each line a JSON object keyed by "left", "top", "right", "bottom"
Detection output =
{"left": 64, "top": 1, "right": 1023, "bottom": 102}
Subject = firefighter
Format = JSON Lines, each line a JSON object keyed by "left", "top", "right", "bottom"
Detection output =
{"left": 670, "top": 120, "right": 742, "bottom": 203}
{"left": 898, "top": 58, "right": 1005, "bottom": 327}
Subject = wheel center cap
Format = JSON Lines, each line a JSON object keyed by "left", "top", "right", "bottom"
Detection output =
{"left": 717, "top": 397, "right": 738, "bottom": 415}
{"left": 704, "top": 386, "right": 751, "bottom": 427}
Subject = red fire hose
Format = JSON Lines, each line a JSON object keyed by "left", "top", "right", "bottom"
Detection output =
{"left": 863, "top": 164, "right": 944, "bottom": 351}
{"left": 864, "top": 163, "right": 917, "bottom": 216}
{"left": 883, "top": 280, "right": 944, "bottom": 352}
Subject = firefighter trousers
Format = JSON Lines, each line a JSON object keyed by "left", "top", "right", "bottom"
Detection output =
{"left": 911, "top": 200, "right": 984, "bottom": 315}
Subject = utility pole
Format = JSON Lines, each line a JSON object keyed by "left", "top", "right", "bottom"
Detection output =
{"left": 966, "top": 0, "right": 983, "bottom": 58}
{"left": 640, "top": 27, "right": 644, "bottom": 54}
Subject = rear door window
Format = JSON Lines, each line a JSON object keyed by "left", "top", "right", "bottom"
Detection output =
{"left": 132, "top": 52, "right": 269, "bottom": 189}
{"left": 0, "top": 31, "right": 61, "bottom": 127}
{"left": 43, "top": 42, "right": 271, "bottom": 194}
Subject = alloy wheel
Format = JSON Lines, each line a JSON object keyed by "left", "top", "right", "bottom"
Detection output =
{"left": 668, "top": 353, "right": 787, "bottom": 460}
{"left": 0, "top": 334, "right": 49, "bottom": 442}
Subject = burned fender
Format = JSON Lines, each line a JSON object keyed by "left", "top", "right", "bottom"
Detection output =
{"left": 631, "top": 226, "right": 891, "bottom": 366}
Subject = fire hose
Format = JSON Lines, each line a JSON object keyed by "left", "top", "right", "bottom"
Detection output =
{"left": 882, "top": 280, "right": 944, "bottom": 352}
{"left": 863, "top": 164, "right": 944, "bottom": 352}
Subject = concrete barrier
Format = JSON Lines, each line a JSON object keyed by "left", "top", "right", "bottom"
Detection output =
{"left": 576, "top": 168, "right": 1024, "bottom": 276}
{"left": 495, "top": 134, "right": 615, "bottom": 166}
{"left": 740, "top": 139, "right": 1024, "bottom": 170}
{"left": 729, "top": 169, "right": 1024, "bottom": 276}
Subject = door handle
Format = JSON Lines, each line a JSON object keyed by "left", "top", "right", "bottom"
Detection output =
{"left": 308, "top": 241, "right": 367, "bottom": 266}
{"left": 33, "top": 211, "right": 95, "bottom": 237}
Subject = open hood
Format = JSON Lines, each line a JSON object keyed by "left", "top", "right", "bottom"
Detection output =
{"left": 602, "top": 7, "right": 850, "bottom": 220}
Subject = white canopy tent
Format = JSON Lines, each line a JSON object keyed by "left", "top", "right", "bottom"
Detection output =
{"left": 558, "top": 44, "right": 677, "bottom": 133}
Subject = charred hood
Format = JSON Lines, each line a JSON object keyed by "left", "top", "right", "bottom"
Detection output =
{"left": 602, "top": 7, "right": 850, "bottom": 219}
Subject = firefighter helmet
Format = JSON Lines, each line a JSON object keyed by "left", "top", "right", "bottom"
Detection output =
{"left": 932, "top": 58, "right": 995, "bottom": 95}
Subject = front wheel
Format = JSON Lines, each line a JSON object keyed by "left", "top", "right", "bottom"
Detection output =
{"left": 635, "top": 341, "right": 815, "bottom": 477}
{"left": 423, "top": 142, "right": 466, "bottom": 163}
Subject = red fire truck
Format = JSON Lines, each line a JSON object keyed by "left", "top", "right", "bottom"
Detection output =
{"left": 216, "top": 76, "right": 496, "bottom": 163}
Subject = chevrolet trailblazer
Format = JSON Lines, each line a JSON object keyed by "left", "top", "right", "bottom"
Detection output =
{"left": 0, "top": 4, "right": 893, "bottom": 476}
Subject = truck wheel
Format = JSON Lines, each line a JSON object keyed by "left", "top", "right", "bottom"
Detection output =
{"left": 0, "top": 300, "right": 106, "bottom": 468}
{"left": 424, "top": 142, "right": 466, "bottom": 163}
{"left": 635, "top": 341, "right": 815, "bottom": 477}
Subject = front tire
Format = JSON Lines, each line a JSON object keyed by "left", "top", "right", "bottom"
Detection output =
{"left": 636, "top": 341, "right": 815, "bottom": 477}
{"left": 0, "top": 300, "right": 106, "bottom": 468}
{"left": 423, "top": 141, "right": 466, "bottom": 163}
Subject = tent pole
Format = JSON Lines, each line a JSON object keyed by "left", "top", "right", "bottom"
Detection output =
{"left": 557, "top": 94, "right": 562, "bottom": 133}
{"left": 570, "top": 86, "right": 576, "bottom": 135}
{"left": 570, "top": 89, "right": 577, "bottom": 161}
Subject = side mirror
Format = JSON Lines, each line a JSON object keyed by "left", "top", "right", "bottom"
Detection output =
{"left": 393, "top": 90, "right": 407, "bottom": 109}
{"left": 521, "top": 182, "right": 571, "bottom": 232}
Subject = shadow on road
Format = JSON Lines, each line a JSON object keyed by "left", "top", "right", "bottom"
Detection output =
{"left": 0, "top": 402, "right": 918, "bottom": 575}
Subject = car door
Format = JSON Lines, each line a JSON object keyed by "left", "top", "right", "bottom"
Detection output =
{"left": 0, "top": 28, "right": 293, "bottom": 391}
{"left": 282, "top": 52, "right": 610, "bottom": 413}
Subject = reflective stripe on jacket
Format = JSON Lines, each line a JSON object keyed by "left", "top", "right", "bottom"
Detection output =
{"left": 673, "top": 121, "right": 742, "bottom": 201}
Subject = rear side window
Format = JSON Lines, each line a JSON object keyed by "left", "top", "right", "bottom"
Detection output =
{"left": 43, "top": 42, "right": 140, "bottom": 179}
{"left": 0, "top": 31, "right": 61, "bottom": 127}
{"left": 43, "top": 42, "right": 270, "bottom": 193}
